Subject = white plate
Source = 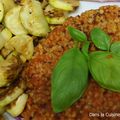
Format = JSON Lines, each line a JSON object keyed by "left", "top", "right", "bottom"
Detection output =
{"left": 70, "top": 1, "right": 120, "bottom": 16}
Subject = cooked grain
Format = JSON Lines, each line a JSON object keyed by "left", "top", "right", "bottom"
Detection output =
{"left": 21, "top": 6, "right": 120, "bottom": 120}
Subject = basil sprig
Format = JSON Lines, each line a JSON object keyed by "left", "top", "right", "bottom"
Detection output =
{"left": 51, "top": 26, "right": 88, "bottom": 113}
{"left": 51, "top": 26, "right": 120, "bottom": 113}
{"left": 89, "top": 28, "right": 120, "bottom": 92}
{"left": 52, "top": 48, "right": 88, "bottom": 112}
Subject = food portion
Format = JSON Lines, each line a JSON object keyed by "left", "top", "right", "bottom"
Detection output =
{"left": 0, "top": 0, "right": 120, "bottom": 119}
{"left": 20, "top": 0, "right": 50, "bottom": 36}
{"left": 0, "top": 55, "right": 23, "bottom": 87}
{"left": 0, "top": 79, "right": 26, "bottom": 108}
{"left": 6, "top": 93, "right": 28, "bottom": 117}
{"left": 0, "top": 0, "right": 16, "bottom": 13}
{"left": 0, "top": 2, "right": 4, "bottom": 22}
{"left": 49, "top": 0, "right": 73, "bottom": 11}
{"left": 5, "top": 35, "right": 34, "bottom": 61}
{"left": 1, "top": 0, "right": 79, "bottom": 37}
{"left": 5, "top": 6, "right": 27, "bottom": 35}
{"left": 51, "top": 26, "right": 120, "bottom": 113}
{"left": 51, "top": 47, "right": 88, "bottom": 113}
{"left": 0, "top": 28, "right": 12, "bottom": 50}
{"left": 43, "top": 0, "right": 79, "bottom": 26}
{"left": 21, "top": 6, "right": 120, "bottom": 120}
{"left": 0, "top": 0, "right": 79, "bottom": 118}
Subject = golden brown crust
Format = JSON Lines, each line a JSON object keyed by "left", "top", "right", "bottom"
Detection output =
{"left": 21, "top": 6, "right": 120, "bottom": 120}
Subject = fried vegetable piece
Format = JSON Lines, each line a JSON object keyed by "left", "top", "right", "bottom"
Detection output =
{"left": 0, "top": 2, "right": 4, "bottom": 22}
{"left": 0, "top": 79, "right": 26, "bottom": 107}
{"left": 14, "top": 0, "right": 29, "bottom": 5}
{"left": 0, "top": 55, "right": 23, "bottom": 87}
{"left": 0, "top": 28, "right": 12, "bottom": 50}
{"left": 44, "top": 4, "right": 65, "bottom": 17}
{"left": 41, "top": 0, "right": 48, "bottom": 8}
{"left": 63, "top": 0, "right": 80, "bottom": 9}
{"left": 49, "top": 0, "right": 73, "bottom": 11}
{"left": 46, "top": 16, "right": 66, "bottom": 24}
{"left": 0, "top": 24, "right": 4, "bottom": 32}
{"left": 1, "top": 48, "right": 12, "bottom": 58}
{"left": 20, "top": 0, "right": 50, "bottom": 36}
{"left": 4, "top": 6, "right": 28, "bottom": 35}
{"left": 5, "top": 35, "right": 34, "bottom": 60}
{"left": 6, "top": 51, "right": 17, "bottom": 60}
{"left": 6, "top": 51, "right": 26, "bottom": 64}
{"left": 0, "top": 55, "right": 4, "bottom": 62}
{"left": 0, "top": 107, "right": 5, "bottom": 114}
{"left": 44, "top": 4, "right": 66, "bottom": 24}
{"left": 0, "top": 0, "right": 16, "bottom": 13}
{"left": 7, "top": 93, "right": 28, "bottom": 117}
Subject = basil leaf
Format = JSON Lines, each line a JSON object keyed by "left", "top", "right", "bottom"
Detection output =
{"left": 67, "top": 26, "right": 87, "bottom": 42}
{"left": 110, "top": 41, "right": 120, "bottom": 55}
{"left": 89, "top": 51, "right": 120, "bottom": 92}
{"left": 90, "top": 28, "right": 110, "bottom": 50}
{"left": 51, "top": 47, "right": 88, "bottom": 113}
{"left": 81, "top": 41, "right": 90, "bottom": 59}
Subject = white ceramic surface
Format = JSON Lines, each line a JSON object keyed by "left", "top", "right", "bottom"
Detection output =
{"left": 70, "top": 1, "right": 120, "bottom": 16}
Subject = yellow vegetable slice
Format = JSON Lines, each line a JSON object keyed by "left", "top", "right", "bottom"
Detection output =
{"left": 0, "top": 79, "right": 26, "bottom": 107}
{"left": 6, "top": 51, "right": 17, "bottom": 60}
{"left": 5, "top": 34, "right": 34, "bottom": 60}
{"left": 49, "top": 0, "right": 73, "bottom": 11}
{"left": 0, "top": 55, "right": 23, "bottom": 87}
{"left": 46, "top": 16, "right": 66, "bottom": 24}
{"left": 1, "top": 48, "right": 12, "bottom": 58}
{"left": 20, "top": 0, "right": 50, "bottom": 36}
{"left": 4, "top": 6, "right": 27, "bottom": 35}
{"left": 0, "top": 55, "right": 4, "bottom": 62}
{"left": 0, "top": 28, "right": 12, "bottom": 50}
{"left": 7, "top": 93, "right": 28, "bottom": 117}
{"left": 0, "top": 106, "right": 5, "bottom": 114}
{"left": 0, "top": 2, "right": 4, "bottom": 22}
{"left": 0, "top": 0, "right": 16, "bottom": 13}
{"left": 15, "top": 0, "right": 30, "bottom": 5}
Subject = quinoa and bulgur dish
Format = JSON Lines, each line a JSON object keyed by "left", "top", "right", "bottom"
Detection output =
{"left": 19, "top": 5, "right": 120, "bottom": 120}
{"left": 0, "top": 0, "right": 80, "bottom": 119}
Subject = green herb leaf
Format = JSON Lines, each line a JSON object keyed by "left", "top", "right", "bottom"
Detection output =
{"left": 89, "top": 51, "right": 120, "bottom": 92}
{"left": 67, "top": 26, "right": 87, "bottom": 42}
{"left": 81, "top": 41, "right": 90, "bottom": 59}
{"left": 90, "top": 28, "right": 110, "bottom": 50}
{"left": 51, "top": 47, "right": 88, "bottom": 113}
{"left": 110, "top": 41, "right": 120, "bottom": 55}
